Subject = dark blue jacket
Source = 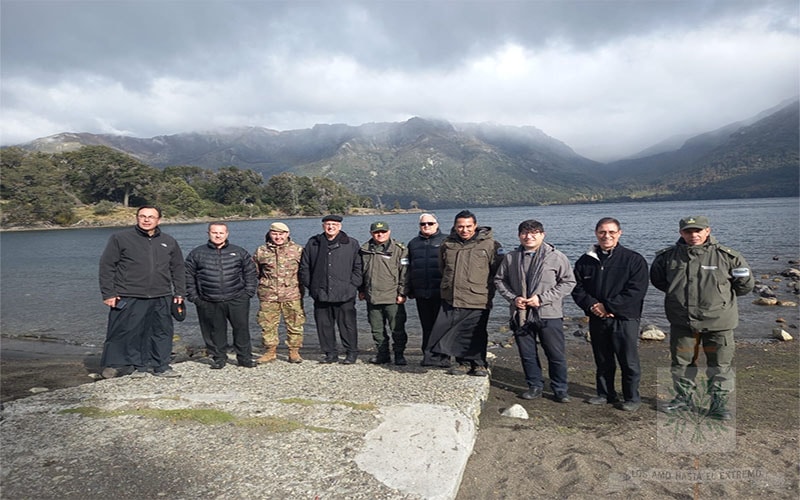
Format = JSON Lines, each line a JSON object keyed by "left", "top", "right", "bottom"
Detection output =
{"left": 299, "top": 231, "right": 362, "bottom": 302}
{"left": 185, "top": 240, "right": 257, "bottom": 302}
{"left": 407, "top": 230, "right": 446, "bottom": 300}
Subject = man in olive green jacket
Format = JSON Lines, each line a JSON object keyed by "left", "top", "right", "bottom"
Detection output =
{"left": 359, "top": 221, "right": 410, "bottom": 365}
{"left": 427, "top": 210, "right": 502, "bottom": 376}
{"left": 650, "top": 216, "right": 754, "bottom": 420}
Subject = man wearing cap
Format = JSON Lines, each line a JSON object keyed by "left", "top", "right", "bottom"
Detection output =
{"left": 359, "top": 221, "right": 410, "bottom": 365}
{"left": 99, "top": 206, "right": 186, "bottom": 379}
{"left": 299, "top": 215, "right": 362, "bottom": 364}
{"left": 253, "top": 222, "right": 305, "bottom": 363}
{"left": 407, "top": 213, "right": 447, "bottom": 365}
{"left": 185, "top": 222, "right": 258, "bottom": 369}
{"left": 650, "top": 216, "right": 754, "bottom": 420}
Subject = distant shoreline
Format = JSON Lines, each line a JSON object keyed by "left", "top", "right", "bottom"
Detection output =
{"left": 0, "top": 208, "right": 425, "bottom": 233}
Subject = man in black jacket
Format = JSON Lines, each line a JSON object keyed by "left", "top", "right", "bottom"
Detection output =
{"left": 99, "top": 206, "right": 186, "bottom": 379}
{"left": 185, "top": 222, "right": 258, "bottom": 369}
{"left": 407, "top": 213, "right": 447, "bottom": 365}
{"left": 299, "top": 215, "right": 362, "bottom": 364}
{"left": 572, "top": 217, "right": 649, "bottom": 412}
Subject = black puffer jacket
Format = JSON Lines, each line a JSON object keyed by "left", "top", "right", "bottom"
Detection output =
{"left": 185, "top": 241, "right": 257, "bottom": 302}
{"left": 407, "top": 230, "right": 446, "bottom": 300}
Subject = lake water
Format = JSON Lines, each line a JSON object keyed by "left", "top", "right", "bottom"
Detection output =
{"left": 1, "top": 197, "right": 798, "bottom": 351}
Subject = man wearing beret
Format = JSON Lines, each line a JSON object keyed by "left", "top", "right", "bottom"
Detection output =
{"left": 650, "top": 215, "right": 754, "bottom": 420}
{"left": 299, "top": 215, "right": 363, "bottom": 364}
{"left": 359, "top": 221, "right": 410, "bottom": 365}
{"left": 253, "top": 222, "right": 306, "bottom": 363}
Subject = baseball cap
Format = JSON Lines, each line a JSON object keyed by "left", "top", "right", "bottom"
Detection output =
{"left": 679, "top": 216, "right": 710, "bottom": 230}
{"left": 370, "top": 221, "right": 390, "bottom": 232}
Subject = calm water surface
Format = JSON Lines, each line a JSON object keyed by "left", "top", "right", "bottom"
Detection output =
{"left": 1, "top": 197, "right": 798, "bottom": 349}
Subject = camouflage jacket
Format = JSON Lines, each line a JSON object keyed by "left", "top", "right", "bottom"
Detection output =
{"left": 253, "top": 238, "right": 304, "bottom": 302}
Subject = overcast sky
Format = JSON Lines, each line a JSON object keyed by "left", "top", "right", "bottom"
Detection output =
{"left": 1, "top": 0, "right": 797, "bottom": 161}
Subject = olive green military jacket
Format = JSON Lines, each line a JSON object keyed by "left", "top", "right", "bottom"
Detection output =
{"left": 650, "top": 235, "right": 754, "bottom": 332}
{"left": 359, "top": 238, "right": 409, "bottom": 305}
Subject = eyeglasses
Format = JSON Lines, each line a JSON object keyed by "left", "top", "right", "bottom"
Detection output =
{"left": 419, "top": 222, "right": 437, "bottom": 227}
{"left": 520, "top": 231, "right": 542, "bottom": 238}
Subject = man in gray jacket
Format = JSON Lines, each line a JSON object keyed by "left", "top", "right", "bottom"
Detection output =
{"left": 495, "top": 219, "right": 576, "bottom": 402}
{"left": 359, "top": 221, "right": 410, "bottom": 365}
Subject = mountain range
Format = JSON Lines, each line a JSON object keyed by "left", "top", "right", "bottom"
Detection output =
{"left": 19, "top": 99, "right": 799, "bottom": 208}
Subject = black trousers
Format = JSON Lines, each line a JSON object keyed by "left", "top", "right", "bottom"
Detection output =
{"left": 313, "top": 299, "right": 358, "bottom": 356}
{"left": 589, "top": 317, "right": 641, "bottom": 403}
{"left": 415, "top": 297, "right": 441, "bottom": 352}
{"left": 195, "top": 294, "right": 253, "bottom": 363}
{"left": 101, "top": 296, "right": 174, "bottom": 373}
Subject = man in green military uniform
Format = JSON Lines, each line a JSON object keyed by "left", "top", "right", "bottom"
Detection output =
{"left": 650, "top": 216, "right": 754, "bottom": 420}
{"left": 359, "top": 221, "right": 410, "bottom": 365}
{"left": 253, "top": 222, "right": 305, "bottom": 363}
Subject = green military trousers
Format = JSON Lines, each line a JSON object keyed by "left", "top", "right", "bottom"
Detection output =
{"left": 670, "top": 324, "right": 735, "bottom": 397}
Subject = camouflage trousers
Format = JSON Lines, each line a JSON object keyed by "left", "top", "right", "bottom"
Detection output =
{"left": 257, "top": 299, "right": 305, "bottom": 348}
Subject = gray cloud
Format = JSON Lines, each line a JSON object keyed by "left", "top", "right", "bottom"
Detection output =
{"left": 1, "top": 0, "right": 797, "bottom": 160}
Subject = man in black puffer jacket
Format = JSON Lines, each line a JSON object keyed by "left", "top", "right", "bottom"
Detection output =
{"left": 185, "top": 222, "right": 258, "bottom": 369}
{"left": 407, "top": 213, "right": 446, "bottom": 365}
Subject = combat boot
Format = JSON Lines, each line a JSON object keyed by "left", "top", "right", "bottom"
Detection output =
{"left": 288, "top": 348, "right": 303, "bottom": 363}
{"left": 257, "top": 345, "right": 277, "bottom": 363}
{"left": 394, "top": 350, "right": 407, "bottom": 366}
{"left": 708, "top": 394, "right": 732, "bottom": 421}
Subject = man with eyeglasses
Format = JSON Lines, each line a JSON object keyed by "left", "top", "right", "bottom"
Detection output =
{"left": 650, "top": 216, "right": 753, "bottom": 420}
{"left": 407, "top": 213, "right": 447, "bottom": 366}
{"left": 572, "top": 217, "right": 649, "bottom": 412}
{"left": 359, "top": 221, "right": 410, "bottom": 365}
{"left": 428, "top": 210, "right": 502, "bottom": 376}
{"left": 99, "top": 206, "right": 186, "bottom": 379}
{"left": 299, "top": 214, "right": 362, "bottom": 364}
{"left": 495, "top": 219, "right": 575, "bottom": 402}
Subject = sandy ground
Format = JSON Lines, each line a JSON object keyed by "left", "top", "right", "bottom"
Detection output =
{"left": 2, "top": 337, "right": 798, "bottom": 499}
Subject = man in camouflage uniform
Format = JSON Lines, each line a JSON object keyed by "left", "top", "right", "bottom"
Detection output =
{"left": 253, "top": 222, "right": 305, "bottom": 363}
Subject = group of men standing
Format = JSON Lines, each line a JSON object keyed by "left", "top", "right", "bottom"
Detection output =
{"left": 99, "top": 207, "right": 752, "bottom": 420}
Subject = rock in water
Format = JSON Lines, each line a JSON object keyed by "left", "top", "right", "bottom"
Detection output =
{"left": 773, "top": 328, "right": 794, "bottom": 341}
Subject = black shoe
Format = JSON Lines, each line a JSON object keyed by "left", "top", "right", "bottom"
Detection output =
{"left": 369, "top": 354, "right": 391, "bottom": 364}
{"left": 470, "top": 366, "right": 489, "bottom": 377}
{"left": 587, "top": 396, "right": 617, "bottom": 405}
{"left": 238, "top": 360, "right": 257, "bottom": 368}
{"left": 446, "top": 364, "right": 470, "bottom": 376}
{"left": 210, "top": 359, "right": 226, "bottom": 370}
{"left": 340, "top": 353, "right": 358, "bottom": 365}
{"left": 620, "top": 401, "right": 641, "bottom": 412}
{"left": 520, "top": 387, "right": 543, "bottom": 400}
{"left": 394, "top": 353, "right": 407, "bottom": 366}
{"left": 320, "top": 354, "right": 339, "bottom": 364}
{"left": 554, "top": 393, "right": 571, "bottom": 403}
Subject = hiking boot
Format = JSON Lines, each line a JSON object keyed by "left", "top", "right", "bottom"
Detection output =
{"left": 394, "top": 352, "right": 407, "bottom": 366}
{"left": 288, "top": 348, "right": 303, "bottom": 363}
{"left": 256, "top": 346, "right": 277, "bottom": 363}
{"left": 101, "top": 367, "right": 118, "bottom": 379}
